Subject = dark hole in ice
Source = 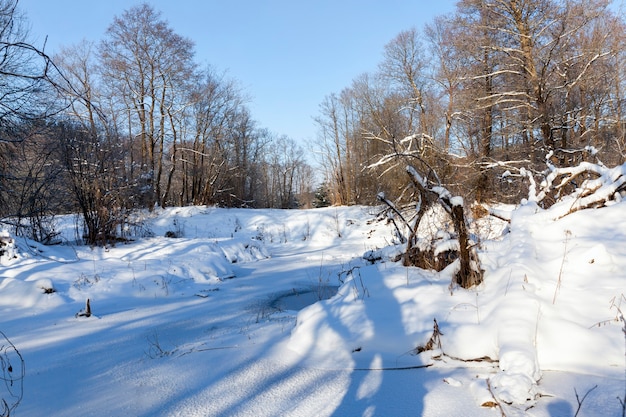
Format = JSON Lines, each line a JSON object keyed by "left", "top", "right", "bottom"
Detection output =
{"left": 270, "top": 285, "right": 339, "bottom": 311}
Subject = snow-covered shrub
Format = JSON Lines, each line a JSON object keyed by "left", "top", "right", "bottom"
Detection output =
{"left": 18, "top": 215, "right": 61, "bottom": 245}
{"left": 0, "top": 230, "right": 17, "bottom": 263}
{"left": 532, "top": 156, "right": 626, "bottom": 218}
{"left": 164, "top": 218, "right": 185, "bottom": 238}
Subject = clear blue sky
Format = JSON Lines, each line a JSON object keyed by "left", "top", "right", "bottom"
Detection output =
{"left": 19, "top": 0, "right": 457, "bottom": 143}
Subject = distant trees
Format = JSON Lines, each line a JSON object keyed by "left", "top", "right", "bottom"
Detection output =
{"left": 315, "top": 91, "right": 360, "bottom": 206}
{"left": 263, "top": 135, "right": 308, "bottom": 208}
{"left": 0, "top": 2, "right": 313, "bottom": 245}
{"left": 379, "top": 28, "right": 432, "bottom": 144}
{"left": 309, "top": 0, "right": 626, "bottom": 286}
{"left": 7, "top": 131, "right": 66, "bottom": 243}
{"left": 92, "top": 4, "right": 312, "bottom": 212}
{"left": 450, "top": 0, "right": 619, "bottom": 159}
{"left": 314, "top": 0, "right": 626, "bottom": 206}
{"left": 4, "top": 0, "right": 623, "bottom": 245}
{"left": 99, "top": 3, "right": 198, "bottom": 208}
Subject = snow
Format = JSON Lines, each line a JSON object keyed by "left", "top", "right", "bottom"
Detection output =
{"left": 0, "top": 203, "right": 625, "bottom": 416}
{"left": 450, "top": 196, "right": 464, "bottom": 207}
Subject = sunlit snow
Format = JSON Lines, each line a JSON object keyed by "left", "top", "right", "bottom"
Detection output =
{"left": 0, "top": 203, "right": 624, "bottom": 416}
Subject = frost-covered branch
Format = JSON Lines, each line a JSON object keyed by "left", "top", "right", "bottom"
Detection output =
{"left": 482, "top": 149, "right": 626, "bottom": 220}
{"left": 376, "top": 192, "right": 410, "bottom": 243}
{"left": 366, "top": 132, "right": 441, "bottom": 184}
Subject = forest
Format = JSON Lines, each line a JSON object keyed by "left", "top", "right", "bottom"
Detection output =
{"left": 1, "top": 0, "right": 625, "bottom": 247}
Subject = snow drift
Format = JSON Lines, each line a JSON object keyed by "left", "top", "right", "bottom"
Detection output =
{"left": 0, "top": 203, "right": 624, "bottom": 416}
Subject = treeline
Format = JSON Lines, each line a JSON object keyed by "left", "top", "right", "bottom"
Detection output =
{"left": 0, "top": 2, "right": 313, "bottom": 244}
{"left": 1, "top": 0, "right": 625, "bottom": 245}
{"left": 314, "top": 0, "right": 626, "bottom": 205}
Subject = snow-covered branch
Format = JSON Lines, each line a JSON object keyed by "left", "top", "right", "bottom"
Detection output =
{"left": 484, "top": 151, "right": 626, "bottom": 220}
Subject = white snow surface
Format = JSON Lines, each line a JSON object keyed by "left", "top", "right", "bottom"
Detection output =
{"left": 0, "top": 204, "right": 625, "bottom": 416}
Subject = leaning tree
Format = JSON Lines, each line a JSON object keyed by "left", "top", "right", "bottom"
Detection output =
{"left": 370, "top": 132, "right": 483, "bottom": 289}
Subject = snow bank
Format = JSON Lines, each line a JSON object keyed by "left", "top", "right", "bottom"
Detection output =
{"left": 286, "top": 200, "right": 626, "bottom": 410}
{"left": 0, "top": 203, "right": 624, "bottom": 416}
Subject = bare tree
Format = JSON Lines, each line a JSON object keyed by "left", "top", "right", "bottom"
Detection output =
{"left": 53, "top": 41, "right": 105, "bottom": 138}
{"left": 453, "top": 0, "right": 617, "bottom": 158}
{"left": 379, "top": 27, "right": 431, "bottom": 142}
{"left": 264, "top": 135, "right": 307, "bottom": 209}
{"left": 0, "top": 0, "right": 72, "bottom": 237}
{"left": 56, "top": 121, "right": 131, "bottom": 246}
{"left": 315, "top": 92, "right": 352, "bottom": 205}
{"left": 99, "top": 3, "right": 197, "bottom": 208}
{"left": 2, "top": 133, "right": 66, "bottom": 243}
{"left": 178, "top": 67, "right": 247, "bottom": 206}
{"left": 425, "top": 16, "right": 466, "bottom": 153}
{"left": 51, "top": 41, "right": 136, "bottom": 245}
{"left": 0, "top": 0, "right": 57, "bottom": 138}
{"left": 314, "top": 76, "right": 403, "bottom": 206}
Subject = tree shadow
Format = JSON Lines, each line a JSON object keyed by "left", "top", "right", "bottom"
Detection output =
{"left": 547, "top": 399, "right": 573, "bottom": 417}
{"left": 327, "top": 264, "right": 428, "bottom": 416}
{"left": 331, "top": 365, "right": 430, "bottom": 416}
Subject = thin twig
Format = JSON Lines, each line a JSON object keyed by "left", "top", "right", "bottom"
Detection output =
{"left": 0, "top": 330, "right": 24, "bottom": 416}
{"left": 486, "top": 378, "right": 507, "bottom": 417}
{"left": 614, "top": 302, "right": 626, "bottom": 417}
{"left": 574, "top": 385, "right": 597, "bottom": 417}
{"left": 553, "top": 230, "right": 571, "bottom": 304}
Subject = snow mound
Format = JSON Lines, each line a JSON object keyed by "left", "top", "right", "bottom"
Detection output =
{"left": 286, "top": 201, "right": 626, "bottom": 409}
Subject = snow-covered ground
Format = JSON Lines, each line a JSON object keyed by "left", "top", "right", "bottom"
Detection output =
{"left": 0, "top": 203, "right": 624, "bottom": 416}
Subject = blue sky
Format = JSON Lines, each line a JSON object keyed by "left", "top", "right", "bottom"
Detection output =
{"left": 19, "top": 0, "right": 457, "bottom": 143}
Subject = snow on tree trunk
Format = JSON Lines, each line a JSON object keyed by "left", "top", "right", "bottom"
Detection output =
{"left": 450, "top": 203, "right": 482, "bottom": 288}
{"left": 403, "top": 166, "right": 483, "bottom": 289}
